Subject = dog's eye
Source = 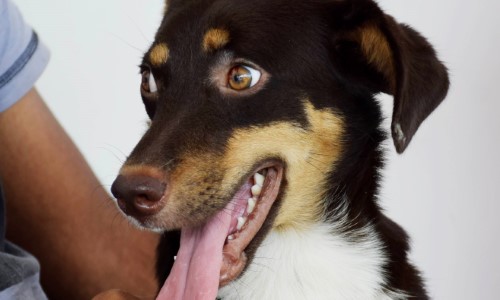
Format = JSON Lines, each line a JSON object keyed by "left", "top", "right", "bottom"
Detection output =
{"left": 141, "top": 69, "right": 158, "bottom": 94}
{"left": 227, "top": 65, "right": 261, "bottom": 90}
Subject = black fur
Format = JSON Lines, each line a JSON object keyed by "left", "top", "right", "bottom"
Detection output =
{"left": 121, "top": 0, "right": 449, "bottom": 298}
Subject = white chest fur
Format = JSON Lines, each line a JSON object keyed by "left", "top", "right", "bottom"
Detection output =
{"left": 218, "top": 223, "right": 407, "bottom": 300}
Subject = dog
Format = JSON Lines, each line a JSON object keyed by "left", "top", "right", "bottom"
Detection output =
{"left": 111, "top": 0, "right": 449, "bottom": 299}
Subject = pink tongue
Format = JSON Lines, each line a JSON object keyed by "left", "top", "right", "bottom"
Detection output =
{"left": 156, "top": 197, "right": 241, "bottom": 300}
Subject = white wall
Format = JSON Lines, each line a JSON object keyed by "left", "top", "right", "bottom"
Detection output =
{"left": 13, "top": 0, "right": 500, "bottom": 299}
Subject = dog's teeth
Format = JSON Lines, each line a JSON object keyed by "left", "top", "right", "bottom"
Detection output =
{"left": 174, "top": 256, "right": 177, "bottom": 261}
{"left": 227, "top": 235, "right": 235, "bottom": 240}
{"left": 237, "top": 217, "right": 247, "bottom": 231}
{"left": 251, "top": 184, "right": 262, "bottom": 197}
{"left": 254, "top": 173, "right": 265, "bottom": 186}
{"left": 247, "top": 198, "right": 256, "bottom": 214}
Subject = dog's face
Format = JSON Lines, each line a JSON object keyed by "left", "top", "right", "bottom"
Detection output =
{"left": 123, "top": 0, "right": 352, "bottom": 229}
{"left": 111, "top": 0, "right": 448, "bottom": 296}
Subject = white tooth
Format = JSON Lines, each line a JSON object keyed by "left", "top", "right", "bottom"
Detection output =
{"left": 254, "top": 173, "right": 265, "bottom": 186}
{"left": 227, "top": 235, "right": 235, "bottom": 240}
{"left": 237, "top": 217, "right": 247, "bottom": 231}
{"left": 247, "top": 198, "right": 256, "bottom": 214}
{"left": 251, "top": 184, "right": 262, "bottom": 196}
{"left": 174, "top": 256, "right": 177, "bottom": 261}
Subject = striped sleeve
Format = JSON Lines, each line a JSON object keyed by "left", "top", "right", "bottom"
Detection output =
{"left": 0, "top": 0, "right": 50, "bottom": 113}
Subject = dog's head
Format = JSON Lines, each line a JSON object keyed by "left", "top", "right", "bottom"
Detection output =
{"left": 111, "top": 0, "right": 448, "bottom": 296}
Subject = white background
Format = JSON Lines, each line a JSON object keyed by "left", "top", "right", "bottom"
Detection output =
{"left": 13, "top": 0, "right": 500, "bottom": 299}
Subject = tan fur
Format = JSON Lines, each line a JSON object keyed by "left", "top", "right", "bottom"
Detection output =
{"left": 203, "top": 28, "right": 230, "bottom": 52}
{"left": 169, "top": 152, "right": 226, "bottom": 204}
{"left": 119, "top": 164, "right": 166, "bottom": 180}
{"left": 120, "top": 154, "right": 228, "bottom": 229}
{"left": 153, "top": 151, "right": 230, "bottom": 229}
{"left": 138, "top": 100, "right": 343, "bottom": 231}
{"left": 149, "top": 43, "right": 169, "bottom": 66}
{"left": 357, "top": 25, "right": 395, "bottom": 91}
{"left": 221, "top": 100, "right": 344, "bottom": 230}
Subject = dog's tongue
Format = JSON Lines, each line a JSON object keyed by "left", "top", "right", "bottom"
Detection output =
{"left": 156, "top": 203, "right": 234, "bottom": 300}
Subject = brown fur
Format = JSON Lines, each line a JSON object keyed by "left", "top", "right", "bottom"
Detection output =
{"left": 111, "top": 1, "right": 449, "bottom": 297}
{"left": 357, "top": 25, "right": 396, "bottom": 91}
{"left": 119, "top": 164, "right": 166, "bottom": 179}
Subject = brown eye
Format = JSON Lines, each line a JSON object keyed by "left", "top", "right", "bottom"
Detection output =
{"left": 227, "top": 65, "right": 261, "bottom": 90}
{"left": 141, "top": 69, "right": 158, "bottom": 94}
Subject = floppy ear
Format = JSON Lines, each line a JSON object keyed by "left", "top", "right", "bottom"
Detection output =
{"left": 329, "top": 1, "right": 449, "bottom": 153}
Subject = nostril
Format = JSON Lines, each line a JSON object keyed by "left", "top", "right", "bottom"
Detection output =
{"left": 111, "top": 174, "right": 166, "bottom": 215}
{"left": 134, "top": 183, "right": 164, "bottom": 201}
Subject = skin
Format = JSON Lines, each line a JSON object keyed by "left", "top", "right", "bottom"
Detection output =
{"left": 0, "top": 88, "right": 159, "bottom": 299}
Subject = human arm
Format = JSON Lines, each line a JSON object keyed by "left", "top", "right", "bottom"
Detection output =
{"left": 0, "top": 88, "right": 159, "bottom": 299}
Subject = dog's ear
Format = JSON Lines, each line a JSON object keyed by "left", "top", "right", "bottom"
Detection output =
{"left": 328, "top": 1, "right": 449, "bottom": 153}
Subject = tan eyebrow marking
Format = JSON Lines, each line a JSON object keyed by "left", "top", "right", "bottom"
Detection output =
{"left": 202, "top": 28, "right": 230, "bottom": 52}
{"left": 149, "top": 43, "right": 170, "bottom": 66}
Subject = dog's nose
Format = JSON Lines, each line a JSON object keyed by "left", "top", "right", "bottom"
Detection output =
{"left": 111, "top": 174, "right": 166, "bottom": 216}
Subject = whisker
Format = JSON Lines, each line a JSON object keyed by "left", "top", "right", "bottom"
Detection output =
{"left": 126, "top": 15, "right": 152, "bottom": 43}
{"left": 96, "top": 146, "right": 126, "bottom": 164}
{"left": 107, "top": 32, "right": 144, "bottom": 53}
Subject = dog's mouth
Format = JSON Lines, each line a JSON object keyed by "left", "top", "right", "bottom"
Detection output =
{"left": 220, "top": 163, "right": 284, "bottom": 287}
{"left": 157, "top": 162, "right": 284, "bottom": 300}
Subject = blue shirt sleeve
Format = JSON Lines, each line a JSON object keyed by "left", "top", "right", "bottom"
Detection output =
{"left": 0, "top": 1, "right": 50, "bottom": 298}
{"left": 0, "top": 0, "right": 50, "bottom": 113}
